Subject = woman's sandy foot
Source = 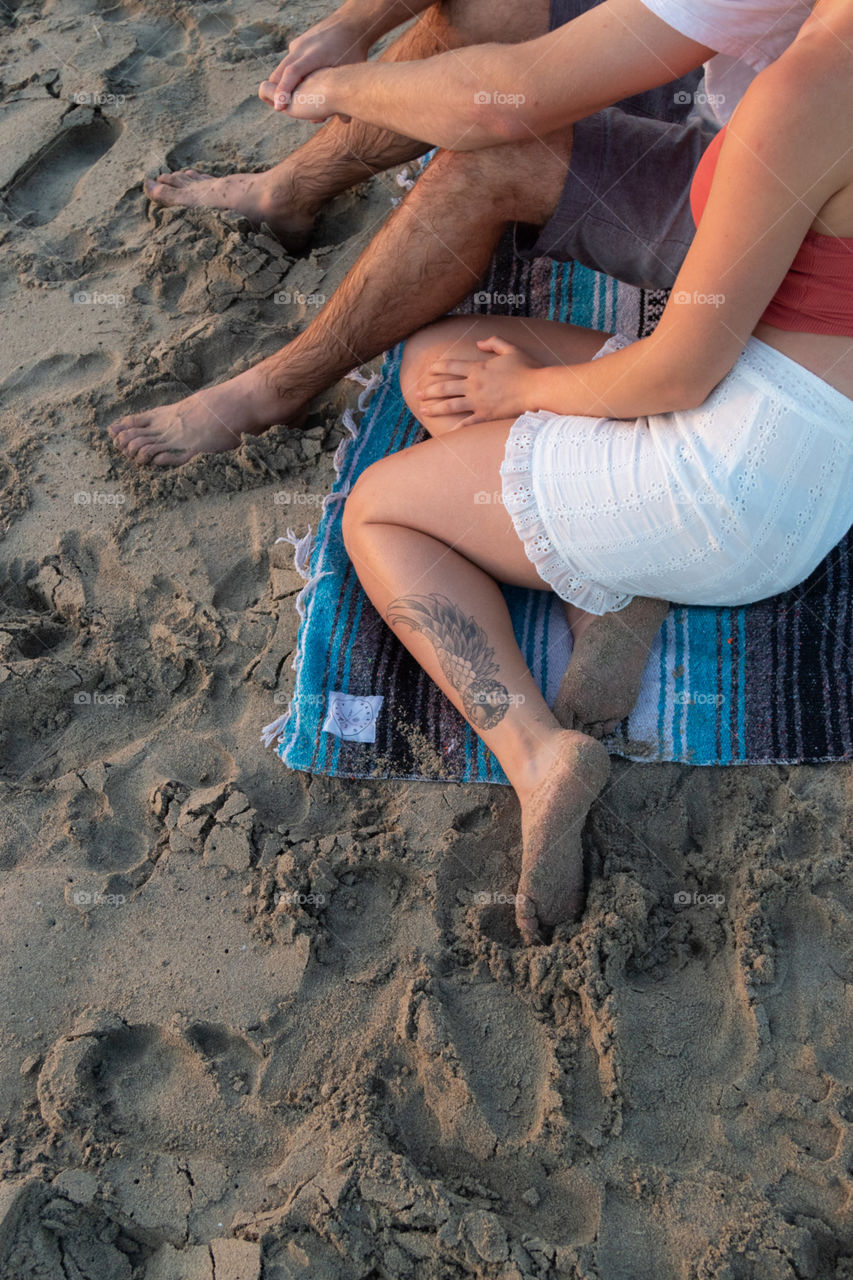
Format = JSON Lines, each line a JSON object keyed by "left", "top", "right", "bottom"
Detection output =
{"left": 553, "top": 597, "right": 670, "bottom": 739}
{"left": 516, "top": 730, "right": 610, "bottom": 945}
{"left": 107, "top": 368, "right": 304, "bottom": 467}
{"left": 144, "top": 168, "right": 315, "bottom": 251}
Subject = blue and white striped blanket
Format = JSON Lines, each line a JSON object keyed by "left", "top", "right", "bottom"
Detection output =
{"left": 264, "top": 238, "right": 853, "bottom": 781}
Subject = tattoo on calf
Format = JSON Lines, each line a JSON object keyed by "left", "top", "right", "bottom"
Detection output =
{"left": 387, "top": 593, "right": 512, "bottom": 730}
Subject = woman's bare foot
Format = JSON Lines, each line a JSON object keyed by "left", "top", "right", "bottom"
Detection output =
{"left": 107, "top": 366, "right": 305, "bottom": 466}
{"left": 144, "top": 168, "right": 315, "bottom": 251}
{"left": 554, "top": 597, "right": 670, "bottom": 739}
{"left": 515, "top": 730, "right": 610, "bottom": 945}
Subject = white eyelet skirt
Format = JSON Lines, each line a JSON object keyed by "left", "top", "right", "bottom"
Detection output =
{"left": 499, "top": 334, "right": 853, "bottom": 615}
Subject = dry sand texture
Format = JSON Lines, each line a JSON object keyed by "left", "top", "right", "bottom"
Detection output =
{"left": 1, "top": 0, "right": 853, "bottom": 1276}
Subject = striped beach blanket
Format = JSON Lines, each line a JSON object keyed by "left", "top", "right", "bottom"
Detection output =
{"left": 263, "top": 229, "right": 853, "bottom": 781}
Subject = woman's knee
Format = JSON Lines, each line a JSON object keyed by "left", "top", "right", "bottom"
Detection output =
{"left": 400, "top": 317, "right": 473, "bottom": 412}
{"left": 341, "top": 460, "right": 387, "bottom": 550}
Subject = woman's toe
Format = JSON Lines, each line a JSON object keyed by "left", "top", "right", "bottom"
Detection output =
{"left": 516, "top": 893, "right": 543, "bottom": 945}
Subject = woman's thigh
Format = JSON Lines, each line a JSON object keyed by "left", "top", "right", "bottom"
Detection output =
{"left": 400, "top": 314, "right": 610, "bottom": 429}
{"left": 346, "top": 420, "right": 547, "bottom": 591}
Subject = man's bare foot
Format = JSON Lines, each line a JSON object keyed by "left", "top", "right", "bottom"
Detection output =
{"left": 144, "top": 168, "right": 315, "bottom": 252}
{"left": 554, "top": 597, "right": 670, "bottom": 739}
{"left": 107, "top": 367, "right": 304, "bottom": 467}
{"left": 515, "top": 730, "right": 610, "bottom": 945}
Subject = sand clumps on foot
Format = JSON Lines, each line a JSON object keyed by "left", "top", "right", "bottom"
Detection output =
{"left": 517, "top": 731, "right": 611, "bottom": 944}
{"left": 555, "top": 596, "right": 670, "bottom": 737}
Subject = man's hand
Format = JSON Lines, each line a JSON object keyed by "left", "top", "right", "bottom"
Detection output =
{"left": 267, "top": 69, "right": 340, "bottom": 123}
{"left": 259, "top": 13, "right": 371, "bottom": 115}
{"left": 420, "top": 337, "right": 545, "bottom": 424}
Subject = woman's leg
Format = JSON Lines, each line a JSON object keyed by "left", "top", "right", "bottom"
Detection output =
{"left": 399, "top": 314, "right": 670, "bottom": 735}
{"left": 558, "top": 598, "right": 670, "bottom": 736}
{"left": 342, "top": 422, "right": 610, "bottom": 945}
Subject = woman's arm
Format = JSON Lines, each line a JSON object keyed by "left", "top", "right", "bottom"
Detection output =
{"left": 424, "top": 29, "right": 853, "bottom": 422}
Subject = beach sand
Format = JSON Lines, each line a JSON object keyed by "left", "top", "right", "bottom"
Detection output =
{"left": 1, "top": 0, "right": 852, "bottom": 1275}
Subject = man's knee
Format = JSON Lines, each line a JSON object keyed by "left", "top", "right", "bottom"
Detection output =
{"left": 439, "top": 0, "right": 551, "bottom": 46}
{"left": 418, "top": 131, "right": 571, "bottom": 226}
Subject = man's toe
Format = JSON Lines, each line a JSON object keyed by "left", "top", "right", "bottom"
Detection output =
{"left": 123, "top": 430, "right": 161, "bottom": 457}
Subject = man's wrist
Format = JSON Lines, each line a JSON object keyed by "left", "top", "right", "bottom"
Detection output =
{"left": 318, "top": 62, "right": 361, "bottom": 116}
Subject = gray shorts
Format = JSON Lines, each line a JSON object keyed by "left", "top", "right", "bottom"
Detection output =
{"left": 514, "top": 0, "right": 717, "bottom": 289}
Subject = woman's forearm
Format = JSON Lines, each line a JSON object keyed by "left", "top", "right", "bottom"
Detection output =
{"left": 524, "top": 336, "right": 712, "bottom": 420}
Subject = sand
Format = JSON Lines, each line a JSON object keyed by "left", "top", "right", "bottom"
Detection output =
{"left": 1, "top": 0, "right": 852, "bottom": 1275}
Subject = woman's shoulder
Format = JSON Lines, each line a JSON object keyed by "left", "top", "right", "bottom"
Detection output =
{"left": 743, "top": 21, "right": 853, "bottom": 157}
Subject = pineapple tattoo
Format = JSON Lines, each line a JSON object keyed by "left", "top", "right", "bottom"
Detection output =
{"left": 386, "top": 594, "right": 512, "bottom": 730}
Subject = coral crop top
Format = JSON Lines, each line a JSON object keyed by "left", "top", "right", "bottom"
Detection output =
{"left": 689, "top": 125, "right": 853, "bottom": 336}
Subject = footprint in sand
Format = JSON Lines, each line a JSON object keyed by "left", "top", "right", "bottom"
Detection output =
{"left": 397, "top": 974, "right": 555, "bottom": 1160}
{"left": 0, "top": 576, "right": 94, "bottom": 773}
{"left": 105, "top": 16, "right": 191, "bottom": 91}
{"left": 3, "top": 113, "right": 121, "bottom": 227}
{"left": 37, "top": 1014, "right": 285, "bottom": 1165}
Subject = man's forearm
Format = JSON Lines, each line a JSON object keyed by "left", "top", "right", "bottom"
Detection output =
{"left": 310, "top": 0, "right": 714, "bottom": 150}
{"left": 319, "top": 46, "right": 539, "bottom": 150}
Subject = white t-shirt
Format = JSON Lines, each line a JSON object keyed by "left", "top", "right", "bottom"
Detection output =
{"left": 639, "top": 0, "right": 815, "bottom": 122}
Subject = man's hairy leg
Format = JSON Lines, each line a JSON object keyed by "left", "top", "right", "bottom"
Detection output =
{"left": 108, "top": 127, "right": 572, "bottom": 465}
{"left": 145, "top": 0, "right": 551, "bottom": 249}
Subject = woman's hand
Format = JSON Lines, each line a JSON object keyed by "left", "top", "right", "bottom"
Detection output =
{"left": 420, "top": 337, "right": 544, "bottom": 425}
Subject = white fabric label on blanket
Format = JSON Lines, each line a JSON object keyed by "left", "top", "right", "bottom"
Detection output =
{"left": 322, "top": 692, "right": 384, "bottom": 743}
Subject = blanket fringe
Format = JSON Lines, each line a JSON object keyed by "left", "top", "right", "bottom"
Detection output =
{"left": 322, "top": 485, "right": 350, "bottom": 516}
{"left": 346, "top": 368, "right": 384, "bottom": 413}
{"left": 260, "top": 712, "right": 290, "bottom": 749}
{"left": 275, "top": 526, "right": 314, "bottom": 580}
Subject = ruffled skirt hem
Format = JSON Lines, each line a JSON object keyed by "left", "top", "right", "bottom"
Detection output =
{"left": 500, "top": 414, "right": 635, "bottom": 616}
